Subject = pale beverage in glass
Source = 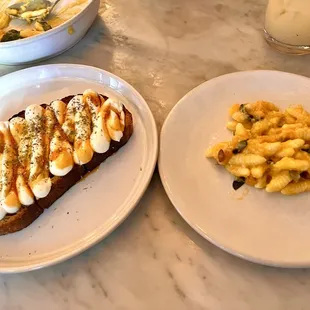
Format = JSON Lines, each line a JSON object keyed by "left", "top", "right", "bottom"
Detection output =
{"left": 264, "top": 0, "right": 310, "bottom": 55}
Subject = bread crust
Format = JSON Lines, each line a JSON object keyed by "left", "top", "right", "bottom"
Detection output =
{"left": 0, "top": 203, "right": 43, "bottom": 236}
{"left": 0, "top": 94, "right": 133, "bottom": 235}
{"left": 37, "top": 164, "right": 86, "bottom": 209}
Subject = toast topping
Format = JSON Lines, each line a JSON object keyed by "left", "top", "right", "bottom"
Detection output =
{"left": 73, "top": 95, "right": 94, "bottom": 165}
{"left": 25, "top": 104, "right": 52, "bottom": 199}
{"left": 90, "top": 99, "right": 111, "bottom": 153}
{"left": 9, "top": 117, "right": 34, "bottom": 206}
{"left": 88, "top": 94, "right": 125, "bottom": 153}
{"left": 0, "top": 89, "right": 126, "bottom": 218}
{"left": 83, "top": 89, "right": 103, "bottom": 125}
{"left": 51, "top": 100, "right": 66, "bottom": 125}
{"left": 0, "top": 206, "right": 6, "bottom": 221}
{"left": 49, "top": 128, "right": 74, "bottom": 176}
{"left": 0, "top": 121, "right": 21, "bottom": 215}
{"left": 46, "top": 105, "right": 74, "bottom": 177}
{"left": 62, "top": 97, "right": 76, "bottom": 143}
{"left": 16, "top": 174, "right": 34, "bottom": 206}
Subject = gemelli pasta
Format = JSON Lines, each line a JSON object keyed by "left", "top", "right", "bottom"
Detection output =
{"left": 205, "top": 101, "right": 310, "bottom": 195}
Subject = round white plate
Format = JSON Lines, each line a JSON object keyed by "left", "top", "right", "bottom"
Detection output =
{"left": 159, "top": 70, "right": 310, "bottom": 268}
{"left": 0, "top": 64, "right": 158, "bottom": 273}
{"left": 0, "top": 0, "right": 99, "bottom": 65}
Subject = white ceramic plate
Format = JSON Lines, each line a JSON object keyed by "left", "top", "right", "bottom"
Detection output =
{"left": 0, "top": 64, "right": 158, "bottom": 273}
{"left": 0, "top": 0, "right": 99, "bottom": 65}
{"left": 159, "top": 70, "right": 310, "bottom": 268}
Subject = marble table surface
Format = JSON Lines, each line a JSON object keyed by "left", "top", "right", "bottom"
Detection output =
{"left": 1, "top": 0, "right": 310, "bottom": 309}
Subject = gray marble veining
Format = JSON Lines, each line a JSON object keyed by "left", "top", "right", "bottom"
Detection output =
{"left": 1, "top": 0, "right": 310, "bottom": 309}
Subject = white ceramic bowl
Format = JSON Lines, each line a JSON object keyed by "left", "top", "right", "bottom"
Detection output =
{"left": 0, "top": 0, "right": 99, "bottom": 65}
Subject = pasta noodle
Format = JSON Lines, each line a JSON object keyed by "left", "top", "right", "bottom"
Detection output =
{"left": 206, "top": 101, "right": 310, "bottom": 195}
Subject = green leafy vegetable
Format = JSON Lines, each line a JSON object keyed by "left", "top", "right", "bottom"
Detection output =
{"left": 1, "top": 29, "right": 21, "bottom": 42}
{"left": 233, "top": 140, "right": 248, "bottom": 154}
{"left": 233, "top": 177, "right": 245, "bottom": 191}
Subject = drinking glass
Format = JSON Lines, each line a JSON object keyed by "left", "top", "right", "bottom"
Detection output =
{"left": 264, "top": 0, "right": 310, "bottom": 55}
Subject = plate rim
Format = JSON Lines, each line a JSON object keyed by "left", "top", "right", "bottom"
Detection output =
{"left": 159, "top": 70, "right": 310, "bottom": 268}
{"left": 0, "top": 63, "right": 158, "bottom": 273}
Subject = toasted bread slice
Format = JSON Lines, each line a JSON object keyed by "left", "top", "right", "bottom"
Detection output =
{"left": 0, "top": 203, "right": 43, "bottom": 236}
{"left": 0, "top": 93, "right": 133, "bottom": 235}
{"left": 37, "top": 99, "right": 133, "bottom": 208}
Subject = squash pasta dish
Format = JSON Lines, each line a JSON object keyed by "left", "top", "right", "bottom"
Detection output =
{"left": 206, "top": 101, "right": 310, "bottom": 195}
